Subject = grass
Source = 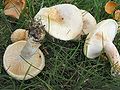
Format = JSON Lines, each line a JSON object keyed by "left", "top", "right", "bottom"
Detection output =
{"left": 0, "top": 0, "right": 120, "bottom": 90}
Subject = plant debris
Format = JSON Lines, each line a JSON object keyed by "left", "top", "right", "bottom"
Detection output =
{"left": 4, "top": 0, "right": 26, "bottom": 19}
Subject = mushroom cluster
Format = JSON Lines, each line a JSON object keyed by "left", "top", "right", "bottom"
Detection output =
{"left": 11, "top": 4, "right": 96, "bottom": 42}
{"left": 34, "top": 4, "right": 96, "bottom": 40}
{"left": 3, "top": 4, "right": 120, "bottom": 80}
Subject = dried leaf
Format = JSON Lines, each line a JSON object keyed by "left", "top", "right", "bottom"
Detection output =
{"left": 114, "top": 10, "right": 120, "bottom": 21}
{"left": 4, "top": 0, "right": 26, "bottom": 19}
{"left": 105, "top": 1, "right": 118, "bottom": 14}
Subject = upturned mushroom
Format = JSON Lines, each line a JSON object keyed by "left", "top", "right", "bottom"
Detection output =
{"left": 84, "top": 19, "right": 118, "bottom": 58}
{"left": 34, "top": 4, "right": 83, "bottom": 41}
{"left": 11, "top": 29, "right": 28, "bottom": 43}
{"left": 84, "top": 19, "right": 120, "bottom": 76}
{"left": 3, "top": 20, "right": 46, "bottom": 80}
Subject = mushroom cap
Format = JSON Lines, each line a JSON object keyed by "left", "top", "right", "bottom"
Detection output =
{"left": 105, "top": 1, "right": 118, "bottom": 14}
{"left": 114, "top": 10, "right": 120, "bottom": 21}
{"left": 11, "top": 29, "right": 28, "bottom": 43}
{"left": 80, "top": 10, "right": 96, "bottom": 35}
{"left": 84, "top": 19, "right": 118, "bottom": 59}
{"left": 3, "top": 41, "right": 45, "bottom": 80}
{"left": 34, "top": 4, "right": 83, "bottom": 41}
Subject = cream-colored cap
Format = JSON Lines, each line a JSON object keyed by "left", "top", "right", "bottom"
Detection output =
{"left": 84, "top": 19, "right": 118, "bottom": 59}
{"left": 11, "top": 29, "right": 28, "bottom": 43}
{"left": 3, "top": 41, "right": 45, "bottom": 80}
{"left": 34, "top": 4, "right": 83, "bottom": 40}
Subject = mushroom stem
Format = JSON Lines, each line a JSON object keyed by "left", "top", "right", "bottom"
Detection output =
{"left": 20, "top": 20, "right": 46, "bottom": 60}
{"left": 104, "top": 41, "right": 120, "bottom": 76}
{"left": 20, "top": 38, "right": 41, "bottom": 59}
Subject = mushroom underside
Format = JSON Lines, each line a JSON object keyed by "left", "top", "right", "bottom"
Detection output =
{"left": 84, "top": 19, "right": 118, "bottom": 59}
{"left": 3, "top": 41, "right": 45, "bottom": 80}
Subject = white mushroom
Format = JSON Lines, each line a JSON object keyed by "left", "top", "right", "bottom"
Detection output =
{"left": 3, "top": 21, "right": 46, "bottom": 80}
{"left": 104, "top": 41, "right": 120, "bottom": 76}
{"left": 84, "top": 19, "right": 120, "bottom": 76}
{"left": 84, "top": 19, "right": 117, "bottom": 59}
{"left": 3, "top": 41, "right": 45, "bottom": 80}
{"left": 34, "top": 4, "right": 83, "bottom": 41}
{"left": 11, "top": 29, "right": 28, "bottom": 43}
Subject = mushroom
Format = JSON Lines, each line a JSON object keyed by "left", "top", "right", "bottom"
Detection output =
{"left": 104, "top": 1, "right": 118, "bottom": 14}
{"left": 84, "top": 19, "right": 120, "bottom": 76}
{"left": 34, "top": 4, "right": 83, "bottom": 41}
{"left": 74, "top": 10, "right": 96, "bottom": 40}
{"left": 11, "top": 29, "right": 28, "bottom": 43}
{"left": 114, "top": 10, "right": 120, "bottom": 21}
{"left": 3, "top": 21, "right": 46, "bottom": 80}
{"left": 84, "top": 19, "right": 118, "bottom": 58}
{"left": 80, "top": 10, "right": 96, "bottom": 35}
